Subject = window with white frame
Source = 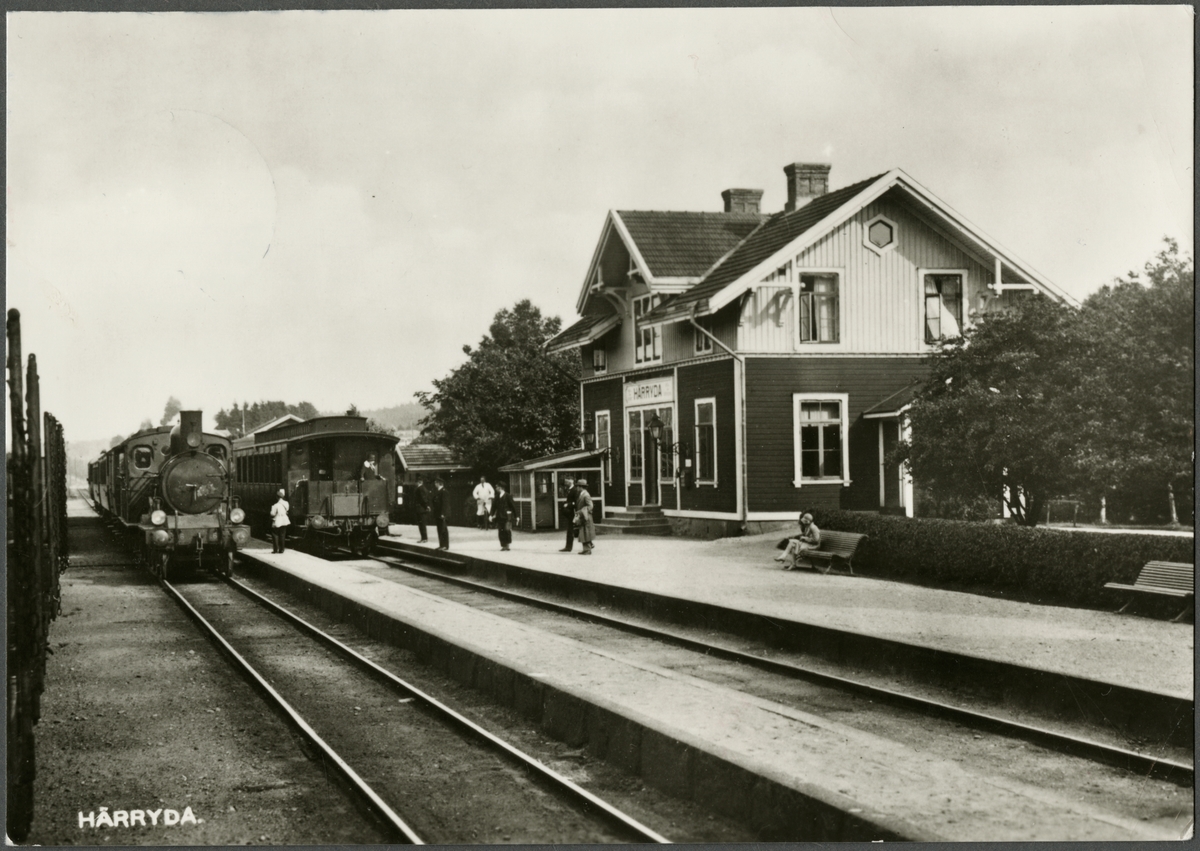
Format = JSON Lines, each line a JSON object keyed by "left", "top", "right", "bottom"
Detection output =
{"left": 798, "top": 273, "right": 839, "bottom": 343}
{"left": 924, "top": 272, "right": 964, "bottom": 343}
{"left": 793, "top": 394, "right": 849, "bottom": 485}
{"left": 595, "top": 410, "right": 612, "bottom": 484}
{"left": 592, "top": 345, "right": 607, "bottom": 373}
{"left": 694, "top": 398, "right": 716, "bottom": 483}
{"left": 694, "top": 317, "right": 714, "bottom": 354}
{"left": 633, "top": 295, "right": 662, "bottom": 363}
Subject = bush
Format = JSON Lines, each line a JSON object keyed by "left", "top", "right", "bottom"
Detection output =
{"left": 813, "top": 509, "right": 1194, "bottom": 609}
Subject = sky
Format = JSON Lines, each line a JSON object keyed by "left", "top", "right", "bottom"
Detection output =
{"left": 6, "top": 6, "right": 1194, "bottom": 444}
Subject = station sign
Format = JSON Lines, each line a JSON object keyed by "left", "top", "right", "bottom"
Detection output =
{"left": 624, "top": 376, "right": 674, "bottom": 406}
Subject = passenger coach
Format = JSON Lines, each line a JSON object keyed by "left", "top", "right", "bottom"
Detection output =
{"left": 233, "top": 415, "right": 397, "bottom": 555}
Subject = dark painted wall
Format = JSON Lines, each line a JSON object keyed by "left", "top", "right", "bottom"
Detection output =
{"left": 582, "top": 377, "right": 626, "bottom": 507}
{"left": 677, "top": 358, "right": 738, "bottom": 514}
{"left": 744, "top": 357, "right": 928, "bottom": 513}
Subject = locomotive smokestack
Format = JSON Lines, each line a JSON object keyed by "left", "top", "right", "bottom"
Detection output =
{"left": 171, "top": 410, "right": 204, "bottom": 455}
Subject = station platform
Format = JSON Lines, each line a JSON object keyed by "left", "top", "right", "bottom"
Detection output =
{"left": 236, "top": 525, "right": 1193, "bottom": 841}
{"left": 374, "top": 524, "right": 1192, "bottom": 697}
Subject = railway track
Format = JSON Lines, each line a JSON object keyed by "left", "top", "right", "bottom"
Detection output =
{"left": 360, "top": 539, "right": 1193, "bottom": 788}
{"left": 161, "top": 571, "right": 671, "bottom": 845}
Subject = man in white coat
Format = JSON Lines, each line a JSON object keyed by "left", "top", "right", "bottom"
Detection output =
{"left": 473, "top": 476, "right": 495, "bottom": 530}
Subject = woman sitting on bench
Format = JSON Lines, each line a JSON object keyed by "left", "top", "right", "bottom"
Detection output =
{"left": 775, "top": 512, "right": 821, "bottom": 571}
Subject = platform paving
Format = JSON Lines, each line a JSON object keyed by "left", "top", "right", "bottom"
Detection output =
{"left": 377, "top": 524, "right": 1192, "bottom": 697}
{"left": 238, "top": 528, "right": 1191, "bottom": 841}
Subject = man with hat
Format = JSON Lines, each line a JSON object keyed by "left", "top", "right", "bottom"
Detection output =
{"left": 559, "top": 475, "right": 582, "bottom": 552}
{"left": 270, "top": 488, "right": 291, "bottom": 554}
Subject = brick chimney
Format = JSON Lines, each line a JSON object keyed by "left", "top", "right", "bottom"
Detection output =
{"left": 784, "top": 163, "right": 831, "bottom": 211}
{"left": 721, "top": 188, "right": 764, "bottom": 214}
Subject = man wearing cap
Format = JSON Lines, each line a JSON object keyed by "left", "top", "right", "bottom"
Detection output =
{"left": 270, "top": 488, "right": 290, "bottom": 554}
{"left": 559, "top": 475, "right": 581, "bottom": 552}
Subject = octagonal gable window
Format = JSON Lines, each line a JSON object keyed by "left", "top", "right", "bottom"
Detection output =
{"left": 864, "top": 215, "right": 898, "bottom": 255}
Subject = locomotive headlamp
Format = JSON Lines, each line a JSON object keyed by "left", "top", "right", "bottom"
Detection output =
{"left": 229, "top": 507, "right": 245, "bottom": 525}
{"left": 376, "top": 512, "right": 390, "bottom": 528}
{"left": 232, "top": 528, "right": 250, "bottom": 545}
{"left": 186, "top": 432, "right": 201, "bottom": 448}
{"left": 151, "top": 529, "right": 171, "bottom": 547}
{"left": 151, "top": 509, "right": 167, "bottom": 526}
{"left": 309, "top": 515, "right": 328, "bottom": 529}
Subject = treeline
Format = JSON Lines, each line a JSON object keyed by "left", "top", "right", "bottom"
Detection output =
{"left": 902, "top": 239, "right": 1193, "bottom": 527}
{"left": 214, "top": 400, "right": 319, "bottom": 438}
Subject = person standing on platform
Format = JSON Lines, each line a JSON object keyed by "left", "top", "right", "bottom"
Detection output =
{"left": 490, "top": 481, "right": 517, "bottom": 551}
{"left": 270, "top": 488, "right": 290, "bottom": 554}
{"left": 574, "top": 477, "right": 596, "bottom": 555}
{"left": 431, "top": 478, "right": 450, "bottom": 550}
{"left": 559, "top": 475, "right": 581, "bottom": 552}
{"left": 413, "top": 475, "right": 431, "bottom": 543}
{"left": 473, "top": 476, "right": 495, "bottom": 530}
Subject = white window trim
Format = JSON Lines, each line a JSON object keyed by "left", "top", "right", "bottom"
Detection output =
{"left": 694, "top": 321, "right": 714, "bottom": 354}
{"left": 864, "top": 213, "right": 898, "bottom": 256}
{"left": 591, "top": 344, "right": 607, "bottom": 374}
{"left": 633, "top": 294, "right": 664, "bottom": 365}
{"left": 918, "top": 267, "right": 969, "bottom": 345}
{"left": 792, "top": 267, "right": 844, "bottom": 351}
{"left": 595, "top": 409, "right": 612, "bottom": 484}
{"left": 693, "top": 397, "right": 717, "bottom": 486}
{"left": 792, "top": 392, "right": 851, "bottom": 487}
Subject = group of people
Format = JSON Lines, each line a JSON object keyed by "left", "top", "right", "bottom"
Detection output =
{"left": 408, "top": 475, "right": 452, "bottom": 550}
{"left": 559, "top": 474, "right": 596, "bottom": 555}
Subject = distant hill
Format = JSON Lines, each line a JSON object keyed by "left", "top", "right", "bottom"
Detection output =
{"left": 318, "top": 403, "right": 426, "bottom": 433}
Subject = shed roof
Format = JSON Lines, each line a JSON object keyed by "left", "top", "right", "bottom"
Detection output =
{"left": 499, "top": 448, "right": 606, "bottom": 472}
{"left": 545, "top": 312, "right": 621, "bottom": 355}
{"left": 396, "top": 443, "right": 469, "bottom": 471}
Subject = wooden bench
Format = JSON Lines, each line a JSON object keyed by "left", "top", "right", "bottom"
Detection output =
{"left": 795, "top": 530, "right": 867, "bottom": 575}
{"left": 1104, "top": 561, "right": 1194, "bottom": 621}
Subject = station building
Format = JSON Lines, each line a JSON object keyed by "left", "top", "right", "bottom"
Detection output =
{"left": 545, "top": 163, "right": 1073, "bottom": 536}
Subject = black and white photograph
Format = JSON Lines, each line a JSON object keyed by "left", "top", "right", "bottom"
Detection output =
{"left": 6, "top": 5, "right": 1194, "bottom": 844}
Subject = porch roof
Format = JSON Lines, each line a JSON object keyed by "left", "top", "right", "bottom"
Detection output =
{"left": 862, "top": 381, "right": 921, "bottom": 419}
{"left": 499, "top": 448, "right": 606, "bottom": 473}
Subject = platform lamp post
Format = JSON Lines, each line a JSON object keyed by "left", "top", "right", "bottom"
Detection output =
{"left": 646, "top": 413, "right": 691, "bottom": 487}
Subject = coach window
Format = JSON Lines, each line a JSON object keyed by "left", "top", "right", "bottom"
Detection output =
{"left": 132, "top": 446, "right": 153, "bottom": 470}
{"left": 207, "top": 445, "right": 226, "bottom": 463}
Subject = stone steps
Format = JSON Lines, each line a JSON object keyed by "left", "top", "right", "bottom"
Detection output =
{"left": 596, "top": 506, "right": 672, "bottom": 536}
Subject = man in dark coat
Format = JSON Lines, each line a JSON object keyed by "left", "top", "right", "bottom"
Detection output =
{"left": 430, "top": 478, "right": 450, "bottom": 551}
{"left": 559, "top": 475, "right": 582, "bottom": 553}
{"left": 490, "top": 481, "right": 518, "bottom": 551}
{"left": 413, "top": 474, "right": 431, "bottom": 543}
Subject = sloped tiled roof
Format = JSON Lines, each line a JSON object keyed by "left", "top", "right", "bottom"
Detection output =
{"left": 644, "top": 173, "right": 889, "bottom": 322}
{"left": 544, "top": 312, "right": 621, "bottom": 354}
{"left": 616, "top": 211, "right": 766, "bottom": 279}
{"left": 396, "top": 443, "right": 468, "bottom": 471}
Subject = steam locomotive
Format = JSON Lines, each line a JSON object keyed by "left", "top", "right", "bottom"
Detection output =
{"left": 88, "top": 410, "right": 249, "bottom": 579}
{"left": 232, "top": 415, "right": 397, "bottom": 556}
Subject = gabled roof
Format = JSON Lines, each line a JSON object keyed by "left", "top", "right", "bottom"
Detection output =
{"left": 251, "top": 413, "right": 304, "bottom": 434}
{"left": 644, "top": 167, "right": 1076, "bottom": 325}
{"left": 544, "top": 313, "right": 621, "bottom": 355}
{"left": 396, "top": 443, "right": 469, "bottom": 472}
{"left": 644, "top": 173, "right": 887, "bottom": 323}
{"left": 576, "top": 209, "right": 767, "bottom": 313}
{"left": 499, "top": 448, "right": 606, "bottom": 472}
{"left": 616, "top": 211, "right": 767, "bottom": 280}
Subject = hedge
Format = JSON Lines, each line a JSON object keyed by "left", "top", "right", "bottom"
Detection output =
{"left": 812, "top": 509, "right": 1194, "bottom": 610}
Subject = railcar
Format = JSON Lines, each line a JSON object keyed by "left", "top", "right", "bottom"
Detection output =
{"left": 232, "top": 415, "right": 397, "bottom": 555}
{"left": 88, "top": 410, "right": 249, "bottom": 578}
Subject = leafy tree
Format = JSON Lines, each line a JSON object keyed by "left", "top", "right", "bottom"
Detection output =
{"left": 1075, "top": 238, "right": 1194, "bottom": 524}
{"left": 415, "top": 299, "right": 580, "bottom": 474}
{"left": 160, "top": 396, "right": 182, "bottom": 426}
{"left": 897, "top": 295, "right": 1092, "bottom": 525}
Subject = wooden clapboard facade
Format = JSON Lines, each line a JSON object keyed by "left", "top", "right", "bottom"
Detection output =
{"left": 547, "top": 164, "right": 1074, "bottom": 535}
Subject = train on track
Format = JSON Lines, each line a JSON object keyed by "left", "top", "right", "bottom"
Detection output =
{"left": 232, "top": 415, "right": 398, "bottom": 556}
{"left": 88, "top": 410, "right": 250, "bottom": 579}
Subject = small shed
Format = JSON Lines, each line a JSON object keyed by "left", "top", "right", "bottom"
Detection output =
{"left": 394, "top": 443, "right": 475, "bottom": 527}
{"left": 499, "top": 449, "right": 606, "bottom": 532}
